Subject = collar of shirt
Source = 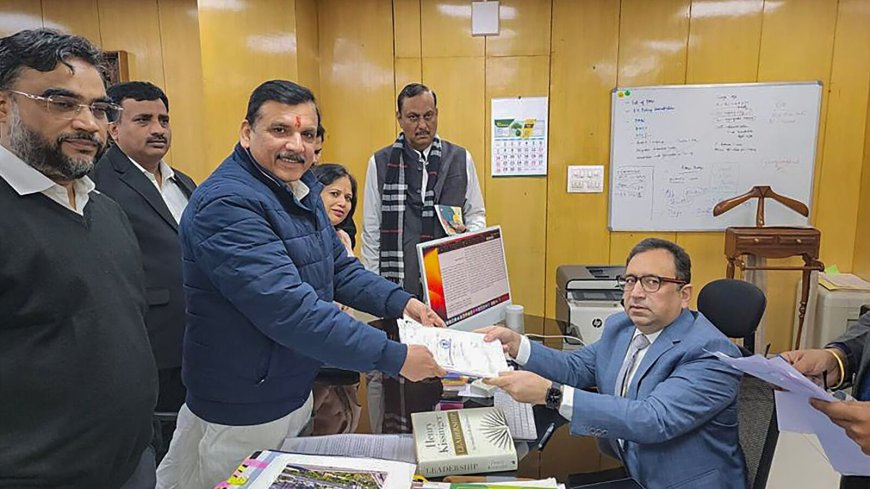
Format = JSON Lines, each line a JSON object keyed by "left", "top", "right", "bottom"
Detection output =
{"left": 409, "top": 134, "right": 440, "bottom": 163}
{"left": 631, "top": 327, "right": 663, "bottom": 347}
{"left": 127, "top": 155, "right": 175, "bottom": 186}
{"left": 0, "top": 143, "right": 95, "bottom": 211}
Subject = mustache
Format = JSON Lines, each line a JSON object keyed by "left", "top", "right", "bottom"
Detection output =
{"left": 58, "top": 131, "right": 104, "bottom": 147}
{"left": 147, "top": 135, "right": 167, "bottom": 144}
{"left": 277, "top": 152, "right": 305, "bottom": 163}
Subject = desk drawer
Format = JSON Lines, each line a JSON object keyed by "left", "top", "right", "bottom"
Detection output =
{"left": 736, "top": 235, "right": 777, "bottom": 247}
{"left": 778, "top": 235, "right": 819, "bottom": 248}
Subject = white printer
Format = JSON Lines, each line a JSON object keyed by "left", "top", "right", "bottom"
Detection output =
{"left": 556, "top": 265, "right": 625, "bottom": 345}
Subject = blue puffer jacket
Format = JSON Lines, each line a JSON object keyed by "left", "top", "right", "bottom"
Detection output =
{"left": 179, "top": 144, "right": 411, "bottom": 425}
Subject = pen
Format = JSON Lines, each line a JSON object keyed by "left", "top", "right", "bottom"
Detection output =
{"left": 823, "top": 370, "right": 828, "bottom": 391}
{"left": 536, "top": 422, "right": 556, "bottom": 451}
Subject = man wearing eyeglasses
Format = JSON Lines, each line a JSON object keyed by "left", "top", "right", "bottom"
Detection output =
{"left": 0, "top": 29, "right": 157, "bottom": 489}
{"left": 482, "top": 238, "right": 747, "bottom": 489}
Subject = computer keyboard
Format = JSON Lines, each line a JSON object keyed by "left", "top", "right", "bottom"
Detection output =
{"left": 494, "top": 388, "right": 538, "bottom": 441}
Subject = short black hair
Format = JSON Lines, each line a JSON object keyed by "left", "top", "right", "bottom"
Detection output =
{"left": 245, "top": 80, "right": 316, "bottom": 125}
{"left": 315, "top": 106, "right": 326, "bottom": 140}
{"left": 397, "top": 83, "right": 437, "bottom": 113}
{"left": 107, "top": 81, "right": 169, "bottom": 112}
{"left": 626, "top": 238, "right": 692, "bottom": 283}
{"left": 0, "top": 29, "right": 104, "bottom": 89}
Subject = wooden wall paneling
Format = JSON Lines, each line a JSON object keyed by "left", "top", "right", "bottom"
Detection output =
{"left": 41, "top": 0, "right": 101, "bottom": 45}
{"left": 609, "top": 0, "right": 691, "bottom": 262}
{"left": 420, "top": 0, "right": 484, "bottom": 58}
{"left": 545, "top": 0, "right": 619, "bottom": 318}
{"left": 316, "top": 0, "right": 395, "bottom": 231}
{"left": 854, "top": 82, "right": 870, "bottom": 279}
{"left": 295, "top": 0, "right": 320, "bottom": 97}
{"left": 394, "top": 0, "right": 422, "bottom": 58}
{"left": 0, "top": 0, "right": 44, "bottom": 36}
{"left": 756, "top": 0, "right": 838, "bottom": 351}
{"left": 485, "top": 55, "right": 550, "bottom": 321}
{"left": 197, "top": 0, "right": 298, "bottom": 170}
{"left": 813, "top": 0, "right": 870, "bottom": 271}
{"left": 484, "top": 0, "right": 551, "bottom": 57}
{"left": 157, "top": 0, "right": 206, "bottom": 180}
{"left": 421, "top": 56, "right": 486, "bottom": 191}
{"left": 98, "top": 0, "right": 166, "bottom": 86}
{"left": 679, "top": 0, "right": 764, "bottom": 308}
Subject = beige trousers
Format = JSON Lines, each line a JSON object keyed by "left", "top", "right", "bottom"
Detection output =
{"left": 155, "top": 394, "right": 313, "bottom": 489}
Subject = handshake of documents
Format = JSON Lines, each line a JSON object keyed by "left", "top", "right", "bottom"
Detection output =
{"left": 711, "top": 351, "right": 870, "bottom": 476}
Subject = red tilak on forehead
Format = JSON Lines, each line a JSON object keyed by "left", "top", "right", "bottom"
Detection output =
{"left": 295, "top": 115, "right": 301, "bottom": 129}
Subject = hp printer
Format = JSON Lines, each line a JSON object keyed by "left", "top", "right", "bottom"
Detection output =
{"left": 556, "top": 265, "right": 625, "bottom": 346}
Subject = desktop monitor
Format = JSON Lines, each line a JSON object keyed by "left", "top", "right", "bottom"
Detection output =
{"left": 417, "top": 226, "right": 511, "bottom": 331}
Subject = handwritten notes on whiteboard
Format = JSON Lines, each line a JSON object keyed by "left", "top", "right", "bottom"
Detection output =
{"left": 609, "top": 83, "right": 822, "bottom": 231}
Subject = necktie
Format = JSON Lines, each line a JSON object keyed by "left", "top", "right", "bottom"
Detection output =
{"left": 615, "top": 334, "right": 651, "bottom": 397}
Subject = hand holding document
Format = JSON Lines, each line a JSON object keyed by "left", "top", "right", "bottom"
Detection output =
{"left": 710, "top": 351, "right": 870, "bottom": 475}
{"left": 398, "top": 318, "right": 510, "bottom": 378}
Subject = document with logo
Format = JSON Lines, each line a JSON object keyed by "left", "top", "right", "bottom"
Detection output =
{"left": 398, "top": 318, "right": 510, "bottom": 378}
{"left": 436, "top": 205, "right": 464, "bottom": 235}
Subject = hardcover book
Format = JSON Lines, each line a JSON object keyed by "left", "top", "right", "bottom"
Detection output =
{"left": 411, "top": 407, "right": 517, "bottom": 478}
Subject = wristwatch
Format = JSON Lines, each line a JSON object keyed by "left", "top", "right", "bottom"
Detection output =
{"left": 545, "top": 381, "right": 563, "bottom": 410}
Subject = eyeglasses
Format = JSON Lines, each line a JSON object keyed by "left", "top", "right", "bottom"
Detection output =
{"left": 617, "top": 274, "right": 687, "bottom": 293}
{"left": 6, "top": 90, "right": 122, "bottom": 122}
{"left": 404, "top": 111, "right": 436, "bottom": 124}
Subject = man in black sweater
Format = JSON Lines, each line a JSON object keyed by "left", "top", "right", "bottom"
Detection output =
{"left": 0, "top": 29, "right": 158, "bottom": 489}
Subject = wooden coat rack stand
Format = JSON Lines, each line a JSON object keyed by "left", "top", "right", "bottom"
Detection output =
{"left": 714, "top": 186, "right": 824, "bottom": 351}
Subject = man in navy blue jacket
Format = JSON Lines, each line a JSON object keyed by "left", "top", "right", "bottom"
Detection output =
{"left": 156, "top": 80, "right": 446, "bottom": 489}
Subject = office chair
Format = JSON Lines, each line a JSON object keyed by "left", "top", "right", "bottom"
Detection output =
{"left": 697, "top": 278, "right": 767, "bottom": 356}
{"left": 737, "top": 375, "right": 779, "bottom": 489}
{"left": 152, "top": 411, "right": 179, "bottom": 463}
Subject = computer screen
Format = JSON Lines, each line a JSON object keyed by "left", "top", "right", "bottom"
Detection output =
{"left": 417, "top": 226, "right": 511, "bottom": 331}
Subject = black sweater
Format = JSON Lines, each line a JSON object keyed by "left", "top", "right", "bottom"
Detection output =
{"left": 0, "top": 179, "right": 158, "bottom": 488}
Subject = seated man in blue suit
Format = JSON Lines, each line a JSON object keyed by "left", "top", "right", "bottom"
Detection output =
{"left": 483, "top": 238, "right": 747, "bottom": 489}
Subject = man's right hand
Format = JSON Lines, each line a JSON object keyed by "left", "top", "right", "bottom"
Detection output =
{"left": 781, "top": 348, "right": 844, "bottom": 388}
{"left": 476, "top": 326, "right": 522, "bottom": 358}
{"left": 399, "top": 345, "right": 447, "bottom": 382}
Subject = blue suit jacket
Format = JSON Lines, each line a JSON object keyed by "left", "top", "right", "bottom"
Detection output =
{"left": 525, "top": 309, "right": 747, "bottom": 489}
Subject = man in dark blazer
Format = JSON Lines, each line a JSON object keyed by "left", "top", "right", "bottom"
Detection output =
{"left": 784, "top": 310, "right": 870, "bottom": 488}
{"left": 92, "top": 81, "right": 195, "bottom": 431}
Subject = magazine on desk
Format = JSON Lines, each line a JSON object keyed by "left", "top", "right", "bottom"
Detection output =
{"left": 412, "top": 407, "right": 518, "bottom": 478}
{"left": 215, "top": 451, "right": 416, "bottom": 489}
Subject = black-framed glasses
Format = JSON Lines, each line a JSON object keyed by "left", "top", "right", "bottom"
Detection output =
{"left": 617, "top": 274, "right": 687, "bottom": 293}
{"left": 6, "top": 90, "right": 122, "bottom": 122}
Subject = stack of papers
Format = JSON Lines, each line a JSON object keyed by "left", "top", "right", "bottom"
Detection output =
{"left": 711, "top": 352, "right": 870, "bottom": 476}
{"left": 397, "top": 319, "right": 510, "bottom": 378}
{"left": 819, "top": 272, "right": 870, "bottom": 291}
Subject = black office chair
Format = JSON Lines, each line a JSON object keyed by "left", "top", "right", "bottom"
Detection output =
{"left": 737, "top": 375, "right": 779, "bottom": 489}
{"left": 152, "top": 411, "right": 179, "bottom": 463}
{"left": 699, "top": 278, "right": 777, "bottom": 489}
{"left": 697, "top": 278, "right": 767, "bottom": 356}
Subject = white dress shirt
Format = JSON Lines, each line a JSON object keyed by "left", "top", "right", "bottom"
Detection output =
{"left": 0, "top": 144, "right": 95, "bottom": 215}
{"left": 514, "top": 328, "right": 663, "bottom": 421}
{"left": 360, "top": 138, "right": 486, "bottom": 274}
{"left": 128, "top": 157, "right": 189, "bottom": 224}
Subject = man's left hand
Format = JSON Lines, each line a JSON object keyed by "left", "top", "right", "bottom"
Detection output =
{"left": 404, "top": 298, "right": 446, "bottom": 327}
{"left": 810, "top": 399, "right": 870, "bottom": 455}
{"left": 484, "top": 371, "right": 551, "bottom": 405}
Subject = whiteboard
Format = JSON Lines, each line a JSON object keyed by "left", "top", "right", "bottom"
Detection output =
{"left": 608, "top": 82, "right": 822, "bottom": 231}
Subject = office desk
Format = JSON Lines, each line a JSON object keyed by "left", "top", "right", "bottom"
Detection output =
{"left": 367, "top": 316, "right": 621, "bottom": 481}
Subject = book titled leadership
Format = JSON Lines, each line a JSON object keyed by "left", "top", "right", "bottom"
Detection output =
{"left": 411, "top": 407, "right": 517, "bottom": 478}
